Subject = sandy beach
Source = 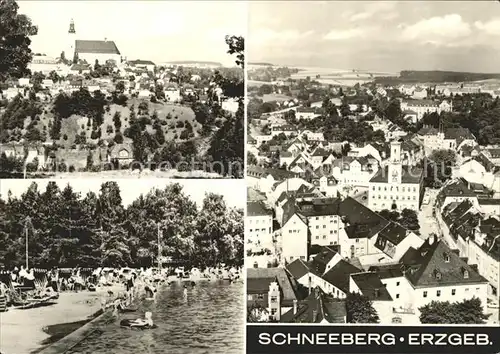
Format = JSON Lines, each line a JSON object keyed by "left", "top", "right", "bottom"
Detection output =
{"left": 0, "top": 285, "right": 123, "bottom": 354}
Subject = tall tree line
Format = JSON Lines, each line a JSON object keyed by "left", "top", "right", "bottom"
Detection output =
{"left": 0, "top": 182, "right": 243, "bottom": 269}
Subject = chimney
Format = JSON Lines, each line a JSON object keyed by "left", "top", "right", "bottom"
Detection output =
{"left": 312, "top": 310, "right": 318, "bottom": 322}
{"left": 293, "top": 299, "right": 298, "bottom": 315}
{"left": 308, "top": 276, "right": 312, "bottom": 295}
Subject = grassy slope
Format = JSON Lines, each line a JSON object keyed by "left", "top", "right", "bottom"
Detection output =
{"left": 27, "top": 98, "right": 202, "bottom": 148}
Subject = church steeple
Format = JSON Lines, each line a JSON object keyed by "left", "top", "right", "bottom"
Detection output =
{"left": 68, "top": 19, "right": 76, "bottom": 34}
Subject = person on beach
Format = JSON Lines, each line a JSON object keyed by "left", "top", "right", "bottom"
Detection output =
{"left": 183, "top": 285, "right": 188, "bottom": 297}
{"left": 21, "top": 268, "right": 35, "bottom": 289}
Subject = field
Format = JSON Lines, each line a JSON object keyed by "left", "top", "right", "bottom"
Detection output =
{"left": 262, "top": 93, "right": 292, "bottom": 102}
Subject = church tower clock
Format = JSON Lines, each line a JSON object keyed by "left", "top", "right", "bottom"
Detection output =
{"left": 388, "top": 140, "right": 402, "bottom": 184}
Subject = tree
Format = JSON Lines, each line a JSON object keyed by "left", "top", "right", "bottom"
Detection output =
{"left": 429, "top": 149, "right": 456, "bottom": 183}
{"left": 419, "top": 298, "right": 489, "bottom": 324}
{"left": 225, "top": 35, "right": 244, "bottom": 68}
{"left": 247, "top": 152, "right": 258, "bottom": 166}
{"left": 0, "top": 0, "right": 38, "bottom": 81}
{"left": 345, "top": 292, "right": 380, "bottom": 323}
{"left": 399, "top": 208, "right": 420, "bottom": 232}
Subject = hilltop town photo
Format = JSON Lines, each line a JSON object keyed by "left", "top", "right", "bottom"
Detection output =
{"left": 246, "top": 1, "right": 499, "bottom": 325}
{"left": 0, "top": 0, "right": 245, "bottom": 179}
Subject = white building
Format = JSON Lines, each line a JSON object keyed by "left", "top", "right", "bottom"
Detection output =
{"left": 247, "top": 202, "right": 274, "bottom": 254}
{"left": 65, "top": 19, "right": 121, "bottom": 66}
{"left": 399, "top": 236, "right": 489, "bottom": 320}
{"left": 400, "top": 100, "right": 452, "bottom": 121}
{"left": 368, "top": 140, "right": 424, "bottom": 212}
{"left": 164, "top": 87, "right": 181, "bottom": 102}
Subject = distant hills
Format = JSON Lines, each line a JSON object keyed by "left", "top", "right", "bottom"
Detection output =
{"left": 248, "top": 62, "right": 274, "bottom": 66}
{"left": 375, "top": 70, "right": 500, "bottom": 84}
{"left": 160, "top": 60, "right": 223, "bottom": 67}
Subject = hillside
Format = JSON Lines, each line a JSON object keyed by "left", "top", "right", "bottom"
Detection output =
{"left": 11, "top": 97, "right": 203, "bottom": 148}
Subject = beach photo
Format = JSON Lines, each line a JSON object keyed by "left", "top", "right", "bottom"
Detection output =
{"left": 0, "top": 179, "right": 245, "bottom": 354}
{"left": 0, "top": 0, "right": 245, "bottom": 179}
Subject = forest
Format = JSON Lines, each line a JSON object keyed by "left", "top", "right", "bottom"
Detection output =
{"left": 0, "top": 181, "right": 243, "bottom": 269}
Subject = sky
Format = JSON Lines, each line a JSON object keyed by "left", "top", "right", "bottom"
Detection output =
{"left": 0, "top": 179, "right": 245, "bottom": 209}
{"left": 18, "top": 1, "right": 246, "bottom": 67}
{"left": 248, "top": 1, "right": 500, "bottom": 73}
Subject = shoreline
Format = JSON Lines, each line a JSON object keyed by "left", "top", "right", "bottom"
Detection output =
{"left": 0, "top": 286, "right": 123, "bottom": 354}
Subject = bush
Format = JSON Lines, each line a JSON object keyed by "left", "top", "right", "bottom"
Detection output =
{"left": 114, "top": 132, "right": 124, "bottom": 144}
{"left": 106, "top": 125, "right": 113, "bottom": 134}
{"left": 179, "top": 129, "right": 189, "bottom": 140}
{"left": 63, "top": 134, "right": 68, "bottom": 140}
{"left": 176, "top": 121, "right": 184, "bottom": 128}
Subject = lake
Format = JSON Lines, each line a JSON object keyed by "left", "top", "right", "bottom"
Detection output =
{"left": 66, "top": 281, "right": 243, "bottom": 354}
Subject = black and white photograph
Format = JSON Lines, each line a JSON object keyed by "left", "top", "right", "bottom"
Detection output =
{"left": 0, "top": 178, "right": 244, "bottom": 354}
{"left": 246, "top": 1, "right": 500, "bottom": 325}
{"left": 0, "top": 0, "right": 245, "bottom": 179}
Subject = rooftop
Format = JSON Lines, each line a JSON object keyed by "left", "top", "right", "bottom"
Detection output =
{"left": 247, "top": 201, "right": 273, "bottom": 217}
{"left": 350, "top": 272, "right": 393, "bottom": 301}
{"left": 400, "top": 238, "right": 487, "bottom": 288}
{"left": 75, "top": 40, "right": 120, "bottom": 55}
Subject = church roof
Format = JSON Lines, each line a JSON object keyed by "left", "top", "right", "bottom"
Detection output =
{"left": 75, "top": 40, "right": 120, "bottom": 55}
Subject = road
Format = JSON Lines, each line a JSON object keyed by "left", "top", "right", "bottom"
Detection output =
{"left": 419, "top": 188, "right": 458, "bottom": 249}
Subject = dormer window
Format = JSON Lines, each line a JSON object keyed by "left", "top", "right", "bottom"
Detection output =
{"left": 443, "top": 252, "right": 450, "bottom": 263}
{"left": 434, "top": 269, "right": 442, "bottom": 280}
{"left": 463, "top": 270, "right": 469, "bottom": 279}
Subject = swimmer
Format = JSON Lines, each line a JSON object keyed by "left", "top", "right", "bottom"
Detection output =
{"left": 190, "top": 281, "right": 196, "bottom": 287}
{"left": 128, "top": 312, "right": 154, "bottom": 328}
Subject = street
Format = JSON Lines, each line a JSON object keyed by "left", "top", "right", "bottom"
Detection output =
{"left": 420, "top": 188, "right": 459, "bottom": 249}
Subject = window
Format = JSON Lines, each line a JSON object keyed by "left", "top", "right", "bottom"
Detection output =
{"left": 315, "top": 217, "right": 319, "bottom": 220}
{"left": 452, "top": 289, "right": 456, "bottom": 296}
{"left": 423, "top": 291, "right": 427, "bottom": 298}
{"left": 257, "top": 294, "right": 264, "bottom": 300}
{"left": 300, "top": 256, "right": 305, "bottom": 260}
{"left": 249, "top": 229, "right": 253, "bottom": 232}
{"left": 356, "top": 239, "right": 360, "bottom": 243}
{"left": 316, "top": 226, "right": 319, "bottom": 229}
{"left": 330, "top": 230, "right": 334, "bottom": 234}
{"left": 437, "top": 290, "right": 441, "bottom": 297}
{"left": 396, "top": 281, "right": 400, "bottom": 286}
{"left": 270, "top": 296, "right": 277, "bottom": 303}
{"left": 323, "top": 225, "right": 326, "bottom": 229}
{"left": 464, "top": 270, "right": 469, "bottom": 279}
{"left": 334, "top": 230, "right": 337, "bottom": 234}
{"left": 396, "top": 294, "right": 400, "bottom": 299}
{"left": 322, "top": 235, "right": 326, "bottom": 239}
{"left": 316, "top": 236, "right": 319, "bottom": 239}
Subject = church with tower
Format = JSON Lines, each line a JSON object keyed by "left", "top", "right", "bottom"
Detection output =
{"left": 367, "top": 139, "right": 425, "bottom": 212}
{"left": 64, "top": 19, "right": 122, "bottom": 66}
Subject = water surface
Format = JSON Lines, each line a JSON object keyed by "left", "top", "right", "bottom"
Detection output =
{"left": 67, "top": 281, "right": 243, "bottom": 354}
